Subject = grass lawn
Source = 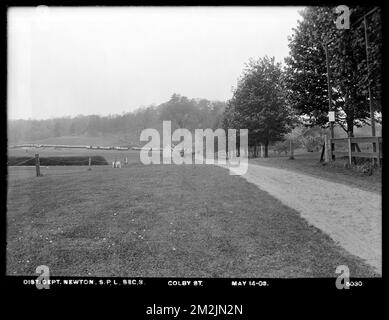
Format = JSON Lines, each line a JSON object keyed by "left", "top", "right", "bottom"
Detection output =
{"left": 251, "top": 150, "right": 381, "bottom": 194}
{"left": 7, "top": 153, "right": 377, "bottom": 277}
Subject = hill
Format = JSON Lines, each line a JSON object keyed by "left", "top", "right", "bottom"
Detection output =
{"left": 8, "top": 94, "right": 227, "bottom": 146}
{"left": 11, "top": 134, "right": 131, "bottom": 147}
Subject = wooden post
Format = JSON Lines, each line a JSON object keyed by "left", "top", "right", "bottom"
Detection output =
{"left": 374, "top": 137, "right": 380, "bottom": 166}
{"left": 372, "top": 141, "right": 377, "bottom": 166}
{"left": 35, "top": 154, "right": 40, "bottom": 177}
{"left": 289, "top": 140, "right": 294, "bottom": 160}
{"left": 329, "top": 138, "right": 334, "bottom": 161}
{"left": 347, "top": 138, "right": 352, "bottom": 165}
{"left": 324, "top": 135, "right": 329, "bottom": 163}
{"left": 331, "top": 136, "right": 335, "bottom": 161}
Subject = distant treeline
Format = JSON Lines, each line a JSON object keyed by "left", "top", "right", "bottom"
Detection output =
{"left": 8, "top": 94, "right": 227, "bottom": 146}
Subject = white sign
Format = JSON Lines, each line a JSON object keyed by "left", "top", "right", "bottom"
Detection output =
{"left": 328, "top": 111, "right": 335, "bottom": 122}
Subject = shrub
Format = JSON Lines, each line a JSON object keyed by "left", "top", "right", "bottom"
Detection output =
{"left": 302, "top": 136, "right": 323, "bottom": 152}
{"left": 273, "top": 141, "right": 289, "bottom": 156}
{"left": 329, "top": 156, "right": 378, "bottom": 176}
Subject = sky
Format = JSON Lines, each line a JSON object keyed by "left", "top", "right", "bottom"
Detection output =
{"left": 8, "top": 6, "right": 304, "bottom": 120}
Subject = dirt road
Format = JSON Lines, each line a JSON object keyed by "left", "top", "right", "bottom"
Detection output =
{"left": 222, "top": 162, "right": 382, "bottom": 275}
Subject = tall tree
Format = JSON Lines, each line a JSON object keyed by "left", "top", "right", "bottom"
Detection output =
{"left": 225, "top": 56, "right": 295, "bottom": 157}
{"left": 285, "top": 6, "right": 382, "bottom": 137}
{"left": 53, "top": 122, "right": 62, "bottom": 137}
{"left": 159, "top": 94, "right": 200, "bottom": 130}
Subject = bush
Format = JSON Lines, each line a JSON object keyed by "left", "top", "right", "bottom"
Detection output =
{"left": 329, "top": 156, "right": 379, "bottom": 176}
{"left": 273, "top": 141, "right": 289, "bottom": 156}
{"left": 302, "top": 136, "right": 322, "bottom": 152}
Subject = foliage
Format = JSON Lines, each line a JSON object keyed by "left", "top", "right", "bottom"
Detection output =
{"left": 284, "top": 6, "right": 382, "bottom": 136}
{"left": 301, "top": 136, "right": 323, "bottom": 152}
{"left": 8, "top": 95, "right": 227, "bottom": 145}
{"left": 159, "top": 94, "right": 225, "bottom": 131}
{"left": 273, "top": 141, "right": 289, "bottom": 156}
{"left": 223, "top": 56, "right": 296, "bottom": 157}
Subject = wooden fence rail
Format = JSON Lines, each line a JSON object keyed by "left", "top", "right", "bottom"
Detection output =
{"left": 328, "top": 136, "right": 382, "bottom": 165}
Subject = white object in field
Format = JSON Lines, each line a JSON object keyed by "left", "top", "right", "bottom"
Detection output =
{"left": 328, "top": 111, "right": 335, "bottom": 122}
{"left": 113, "top": 161, "right": 121, "bottom": 168}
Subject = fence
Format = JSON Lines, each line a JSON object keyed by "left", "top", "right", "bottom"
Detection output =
{"left": 10, "top": 144, "right": 130, "bottom": 150}
{"left": 7, "top": 155, "right": 112, "bottom": 177}
{"left": 327, "top": 136, "right": 382, "bottom": 165}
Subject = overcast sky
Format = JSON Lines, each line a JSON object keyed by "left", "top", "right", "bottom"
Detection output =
{"left": 8, "top": 6, "right": 304, "bottom": 120}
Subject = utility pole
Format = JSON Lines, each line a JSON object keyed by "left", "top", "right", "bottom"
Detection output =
{"left": 324, "top": 43, "right": 335, "bottom": 160}
{"left": 362, "top": 10, "right": 378, "bottom": 165}
{"left": 363, "top": 16, "right": 376, "bottom": 138}
{"left": 322, "top": 7, "right": 380, "bottom": 162}
{"left": 346, "top": 7, "right": 378, "bottom": 138}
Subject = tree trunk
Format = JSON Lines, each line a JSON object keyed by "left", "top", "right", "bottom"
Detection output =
{"left": 346, "top": 114, "right": 356, "bottom": 164}
{"left": 347, "top": 123, "right": 362, "bottom": 163}
{"left": 289, "top": 140, "right": 294, "bottom": 160}
{"left": 320, "top": 143, "right": 325, "bottom": 162}
{"left": 264, "top": 141, "right": 269, "bottom": 158}
{"left": 225, "top": 132, "right": 228, "bottom": 160}
{"left": 347, "top": 118, "right": 354, "bottom": 138}
{"left": 237, "top": 135, "right": 240, "bottom": 157}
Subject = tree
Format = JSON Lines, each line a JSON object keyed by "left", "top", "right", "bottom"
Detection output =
{"left": 159, "top": 94, "right": 200, "bottom": 130}
{"left": 53, "top": 122, "right": 62, "bottom": 137}
{"left": 158, "top": 94, "right": 227, "bottom": 132}
{"left": 86, "top": 115, "right": 102, "bottom": 136}
{"left": 285, "top": 6, "right": 382, "bottom": 137}
{"left": 8, "top": 95, "right": 228, "bottom": 145}
{"left": 224, "top": 56, "right": 295, "bottom": 157}
{"left": 69, "top": 122, "right": 76, "bottom": 136}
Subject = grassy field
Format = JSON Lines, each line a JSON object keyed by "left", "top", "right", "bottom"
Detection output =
{"left": 7, "top": 149, "right": 377, "bottom": 277}
{"left": 8, "top": 148, "right": 141, "bottom": 165}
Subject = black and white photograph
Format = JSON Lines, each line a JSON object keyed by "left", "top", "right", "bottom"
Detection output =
{"left": 4, "top": 4, "right": 383, "bottom": 296}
